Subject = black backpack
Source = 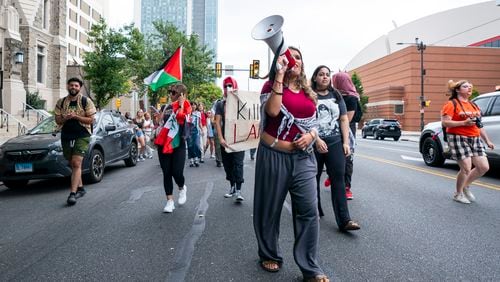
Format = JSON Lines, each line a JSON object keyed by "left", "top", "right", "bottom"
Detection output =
{"left": 352, "top": 100, "right": 363, "bottom": 123}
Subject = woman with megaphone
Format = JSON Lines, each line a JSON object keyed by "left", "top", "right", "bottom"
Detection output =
{"left": 253, "top": 46, "right": 329, "bottom": 282}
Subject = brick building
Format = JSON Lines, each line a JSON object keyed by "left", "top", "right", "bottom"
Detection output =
{"left": 351, "top": 46, "right": 500, "bottom": 131}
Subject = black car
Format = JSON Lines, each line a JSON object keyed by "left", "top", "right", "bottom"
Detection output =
{"left": 0, "top": 110, "right": 138, "bottom": 189}
{"left": 361, "top": 118, "right": 402, "bottom": 141}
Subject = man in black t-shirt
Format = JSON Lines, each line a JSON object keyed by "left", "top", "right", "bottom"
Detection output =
{"left": 55, "top": 78, "right": 96, "bottom": 206}
{"left": 341, "top": 94, "right": 358, "bottom": 200}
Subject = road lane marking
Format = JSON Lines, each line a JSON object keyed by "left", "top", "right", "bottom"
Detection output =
{"left": 167, "top": 182, "right": 214, "bottom": 282}
{"left": 358, "top": 153, "right": 500, "bottom": 191}
{"left": 358, "top": 143, "right": 420, "bottom": 154}
{"left": 401, "top": 155, "right": 424, "bottom": 162}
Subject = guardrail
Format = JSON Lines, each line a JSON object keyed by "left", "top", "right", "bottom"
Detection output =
{"left": 22, "top": 103, "right": 50, "bottom": 124}
{"left": 0, "top": 109, "right": 28, "bottom": 136}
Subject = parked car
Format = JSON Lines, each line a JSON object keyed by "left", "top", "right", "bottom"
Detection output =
{"left": 419, "top": 91, "right": 500, "bottom": 167}
{"left": 0, "top": 110, "right": 138, "bottom": 189}
{"left": 361, "top": 118, "right": 402, "bottom": 141}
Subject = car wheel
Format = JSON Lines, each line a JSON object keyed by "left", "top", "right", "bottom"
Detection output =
{"left": 380, "top": 136, "right": 385, "bottom": 140}
{"left": 3, "top": 179, "right": 29, "bottom": 189}
{"left": 86, "top": 149, "right": 104, "bottom": 183}
{"left": 124, "top": 142, "right": 138, "bottom": 167}
{"left": 394, "top": 136, "right": 400, "bottom": 141}
{"left": 373, "top": 131, "right": 379, "bottom": 140}
{"left": 362, "top": 130, "right": 367, "bottom": 139}
{"left": 422, "top": 137, "right": 445, "bottom": 167}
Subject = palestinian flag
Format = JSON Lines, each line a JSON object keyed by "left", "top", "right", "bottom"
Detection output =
{"left": 154, "top": 113, "right": 181, "bottom": 154}
{"left": 144, "top": 46, "right": 183, "bottom": 91}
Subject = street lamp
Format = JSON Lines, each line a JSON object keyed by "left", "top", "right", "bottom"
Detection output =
{"left": 397, "top": 37, "right": 426, "bottom": 131}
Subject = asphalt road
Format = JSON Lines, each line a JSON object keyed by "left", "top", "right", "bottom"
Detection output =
{"left": 0, "top": 138, "right": 499, "bottom": 281}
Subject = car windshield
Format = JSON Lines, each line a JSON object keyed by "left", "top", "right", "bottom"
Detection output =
{"left": 28, "top": 116, "right": 57, "bottom": 134}
{"left": 28, "top": 113, "right": 102, "bottom": 135}
{"left": 383, "top": 120, "right": 399, "bottom": 126}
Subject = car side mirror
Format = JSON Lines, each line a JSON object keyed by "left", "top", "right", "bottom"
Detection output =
{"left": 105, "top": 125, "right": 116, "bottom": 132}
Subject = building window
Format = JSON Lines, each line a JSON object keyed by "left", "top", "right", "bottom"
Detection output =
{"left": 80, "top": 17, "right": 90, "bottom": 30}
{"left": 92, "top": 9, "right": 101, "bottom": 21}
{"left": 81, "top": 1, "right": 91, "bottom": 15}
{"left": 70, "top": 0, "right": 78, "bottom": 6}
{"left": 68, "top": 44, "right": 77, "bottom": 56}
{"left": 42, "top": 0, "right": 49, "bottom": 29}
{"left": 69, "top": 9, "right": 78, "bottom": 23}
{"left": 394, "top": 104, "right": 404, "bottom": 115}
{"left": 80, "top": 33, "right": 88, "bottom": 45}
{"left": 69, "top": 26, "right": 78, "bottom": 40}
{"left": 37, "top": 46, "right": 46, "bottom": 84}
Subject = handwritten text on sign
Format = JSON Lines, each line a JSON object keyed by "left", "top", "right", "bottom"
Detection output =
{"left": 224, "top": 90, "right": 260, "bottom": 152}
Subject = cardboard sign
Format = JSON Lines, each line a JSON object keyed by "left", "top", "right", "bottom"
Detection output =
{"left": 223, "top": 90, "right": 261, "bottom": 152}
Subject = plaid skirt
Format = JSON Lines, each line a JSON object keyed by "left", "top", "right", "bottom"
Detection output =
{"left": 447, "top": 134, "right": 486, "bottom": 160}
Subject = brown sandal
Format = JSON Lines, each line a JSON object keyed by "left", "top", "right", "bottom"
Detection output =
{"left": 260, "top": 260, "right": 280, "bottom": 272}
{"left": 343, "top": 220, "right": 361, "bottom": 231}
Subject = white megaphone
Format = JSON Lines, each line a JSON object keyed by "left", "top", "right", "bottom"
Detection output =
{"left": 251, "top": 15, "right": 296, "bottom": 69}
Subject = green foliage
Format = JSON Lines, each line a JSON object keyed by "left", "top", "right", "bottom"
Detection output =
{"left": 26, "top": 91, "right": 45, "bottom": 109}
{"left": 351, "top": 72, "right": 368, "bottom": 113}
{"left": 83, "top": 19, "right": 132, "bottom": 108}
{"left": 190, "top": 83, "right": 223, "bottom": 107}
{"left": 470, "top": 88, "right": 479, "bottom": 100}
{"left": 149, "top": 21, "right": 216, "bottom": 93}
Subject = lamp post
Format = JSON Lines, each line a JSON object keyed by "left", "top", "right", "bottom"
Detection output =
{"left": 397, "top": 37, "right": 426, "bottom": 131}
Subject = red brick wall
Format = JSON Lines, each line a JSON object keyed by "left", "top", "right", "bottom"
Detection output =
{"left": 351, "top": 46, "right": 500, "bottom": 131}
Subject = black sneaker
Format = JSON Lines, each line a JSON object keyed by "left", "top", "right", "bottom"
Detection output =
{"left": 76, "top": 187, "right": 86, "bottom": 198}
{"left": 216, "top": 161, "right": 222, "bottom": 167}
{"left": 67, "top": 192, "right": 77, "bottom": 206}
{"left": 194, "top": 162, "right": 200, "bottom": 167}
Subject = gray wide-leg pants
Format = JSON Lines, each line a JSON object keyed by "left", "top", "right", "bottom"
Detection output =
{"left": 253, "top": 141, "right": 325, "bottom": 279}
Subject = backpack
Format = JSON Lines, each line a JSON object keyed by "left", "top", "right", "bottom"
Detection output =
{"left": 60, "top": 95, "right": 94, "bottom": 133}
{"left": 352, "top": 100, "right": 363, "bottom": 123}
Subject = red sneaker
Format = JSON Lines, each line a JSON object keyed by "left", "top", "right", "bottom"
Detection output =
{"left": 346, "top": 186, "right": 353, "bottom": 200}
{"left": 324, "top": 178, "right": 331, "bottom": 187}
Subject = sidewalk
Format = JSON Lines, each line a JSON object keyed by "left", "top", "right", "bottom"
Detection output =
{"left": 400, "top": 131, "right": 420, "bottom": 142}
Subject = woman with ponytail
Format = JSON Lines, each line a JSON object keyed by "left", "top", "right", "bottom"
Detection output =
{"left": 442, "top": 80, "right": 494, "bottom": 204}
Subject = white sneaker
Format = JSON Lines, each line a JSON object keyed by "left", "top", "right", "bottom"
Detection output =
{"left": 454, "top": 192, "right": 471, "bottom": 204}
{"left": 210, "top": 155, "right": 215, "bottom": 159}
{"left": 224, "top": 186, "right": 235, "bottom": 198}
{"left": 235, "top": 190, "right": 244, "bottom": 202}
{"left": 163, "top": 199, "right": 175, "bottom": 213}
{"left": 178, "top": 185, "right": 187, "bottom": 205}
{"left": 463, "top": 187, "right": 476, "bottom": 202}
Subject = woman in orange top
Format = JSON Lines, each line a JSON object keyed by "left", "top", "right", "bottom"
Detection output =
{"left": 441, "top": 80, "right": 494, "bottom": 204}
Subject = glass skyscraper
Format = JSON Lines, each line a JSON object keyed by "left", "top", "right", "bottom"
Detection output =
{"left": 136, "top": 0, "right": 218, "bottom": 59}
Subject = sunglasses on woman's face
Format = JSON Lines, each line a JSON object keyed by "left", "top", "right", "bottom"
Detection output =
{"left": 169, "top": 90, "right": 177, "bottom": 95}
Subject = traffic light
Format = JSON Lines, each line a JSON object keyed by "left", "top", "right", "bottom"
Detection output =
{"left": 249, "top": 64, "right": 254, "bottom": 79}
{"left": 215, "top": 62, "right": 222, "bottom": 78}
{"left": 115, "top": 98, "right": 121, "bottom": 109}
{"left": 424, "top": 100, "right": 431, "bottom": 107}
{"left": 252, "top": 60, "right": 260, "bottom": 79}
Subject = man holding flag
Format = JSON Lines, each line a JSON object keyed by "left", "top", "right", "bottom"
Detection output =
{"left": 145, "top": 47, "right": 191, "bottom": 213}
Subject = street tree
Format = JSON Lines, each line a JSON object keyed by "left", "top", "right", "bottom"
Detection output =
{"left": 191, "top": 82, "right": 223, "bottom": 108}
{"left": 351, "top": 72, "right": 369, "bottom": 113}
{"left": 147, "top": 21, "right": 216, "bottom": 103}
{"left": 83, "top": 19, "right": 131, "bottom": 108}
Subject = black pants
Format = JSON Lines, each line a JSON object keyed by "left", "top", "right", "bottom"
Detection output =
{"left": 345, "top": 154, "right": 353, "bottom": 188}
{"left": 158, "top": 144, "right": 186, "bottom": 196}
{"left": 315, "top": 140, "right": 351, "bottom": 228}
{"left": 221, "top": 149, "right": 245, "bottom": 186}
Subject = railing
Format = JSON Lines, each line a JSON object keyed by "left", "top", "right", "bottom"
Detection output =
{"left": 0, "top": 109, "right": 28, "bottom": 136}
{"left": 22, "top": 102, "right": 50, "bottom": 124}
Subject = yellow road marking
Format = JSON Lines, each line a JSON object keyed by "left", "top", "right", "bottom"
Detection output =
{"left": 357, "top": 153, "right": 500, "bottom": 191}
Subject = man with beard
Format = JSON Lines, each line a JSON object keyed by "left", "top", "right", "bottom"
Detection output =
{"left": 55, "top": 78, "right": 96, "bottom": 206}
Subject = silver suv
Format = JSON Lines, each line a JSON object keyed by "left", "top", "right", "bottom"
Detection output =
{"left": 419, "top": 91, "right": 500, "bottom": 167}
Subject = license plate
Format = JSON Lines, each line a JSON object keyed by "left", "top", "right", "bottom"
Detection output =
{"left": 15, "top": 163, "right": 33, "bottom": 173}
{"left": 390, "top": 126, "right": 395, "bottom": 130}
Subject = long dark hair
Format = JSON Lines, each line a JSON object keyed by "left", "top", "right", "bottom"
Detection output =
{"left": 311, "top": 65, "right": 342, "bottom": 102}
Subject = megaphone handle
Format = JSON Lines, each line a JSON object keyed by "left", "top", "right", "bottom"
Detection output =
{"left": 283, "top": 49, "right": 296, "bottom": 69}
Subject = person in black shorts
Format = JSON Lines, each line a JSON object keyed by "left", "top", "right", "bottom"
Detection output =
{"left": 55, "top": 78, "right": 96, "bottom": 206}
